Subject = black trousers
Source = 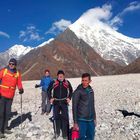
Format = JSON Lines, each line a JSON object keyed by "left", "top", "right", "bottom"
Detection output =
{"left": 0, "top": 96, "right": 13, "bottom": 133}
{"left": 53, "top": 103, "right": 69, "bottom": 138}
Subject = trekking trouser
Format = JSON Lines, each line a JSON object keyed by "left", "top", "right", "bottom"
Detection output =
{"left": 46, "top": 92, "right": 51, "bottom": 113}
{"left": 41, "top": 91, "right": 47, "bottom": 113}
{"left": 0, "top": 97, "right": 13, "bottom": 133}
{"left": 41, "top": 91, "right": 51, "bottom": 113}
{"left": 20, "top": 93, "right": 23, "bottom": 130}
{"left": 53, "top": 103, "right": 69, "bottom": 138}
{"left": 78, "top": 120, "right": 95, "bottom": 140}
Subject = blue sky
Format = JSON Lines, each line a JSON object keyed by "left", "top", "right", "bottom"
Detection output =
{"left": 0, "top": 0, "right": 140, "bottom": 52}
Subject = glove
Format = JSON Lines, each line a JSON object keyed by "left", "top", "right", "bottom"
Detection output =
{"left": 19, "top": 88, "right": 24, "bottom": 94}
{"left": 35, "top": 84, "right": 40, "bottom": 88}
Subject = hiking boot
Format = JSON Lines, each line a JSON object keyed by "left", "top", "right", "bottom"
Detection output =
{"left": 52, "top": 134, "right": 60, "bottom": 139}
{"left": 4, "top": 129, "right": 13, "bottom": 134}
{"left": 0, "top": 132, "right": 6, "bottom": 138}
{"left": 46, "top": 112, "right": 49, "bottom": 115}
{"left": 41, "top": 112, "right": 45, "bottom": 115}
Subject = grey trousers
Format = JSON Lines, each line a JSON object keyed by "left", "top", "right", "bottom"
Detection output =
{"left": 41, "top": 91, "right": 51, "bottom": 113}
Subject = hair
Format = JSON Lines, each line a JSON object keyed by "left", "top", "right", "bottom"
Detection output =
{"left": 57, "top": 70, "right": 65, "bottom": 75}
{"left": 82, "top": 73, "right": 91, "bottom": 80}
{"left": 9, "top": 58, "right": 17, "bottom": 66}
{"left": 45, "top": 69, "right": 50, "bottom": 73}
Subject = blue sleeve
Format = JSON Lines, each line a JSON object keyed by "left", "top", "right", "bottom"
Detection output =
{"left": 39, "top": 77, "right": 44, "bottom": 87}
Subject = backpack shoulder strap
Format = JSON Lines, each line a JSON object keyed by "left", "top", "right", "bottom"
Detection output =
{"left": 15, "top": 71, "right": 19, "bottom": 78}
{"left": 63, "top": 80, "right": 70, "bottom": 98}
{"left": 2, "top": 68, "right": 19, "bottom": 78}
{"left": 3, "top": 68, "right": 8, "bottom": 77}
{"left": 63, "top": 80, "right": 69, "bottom": 89}
{"left": 53, "top": 79, "right": 59, "bottom": 89}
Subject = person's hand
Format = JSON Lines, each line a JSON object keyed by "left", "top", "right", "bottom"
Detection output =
{"left": 35, "top": 84, "right": 40, "bottom": 88}
{"left": 50, "top": 98, "right": 55, "bottom": 104}
{"left": 19, "top": 88, "right": 24, "bottom": 94}
{"left": 94, "top": 119, "right": 97, "bottom": 127}
{"left": 73, "top": 123, "right": 79, "bottom": 131}
{"left": 66, "top": 98, "right": 70, "bottom": 104}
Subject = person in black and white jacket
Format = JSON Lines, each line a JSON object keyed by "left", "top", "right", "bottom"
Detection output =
{"left": 48, "top": 70, "right": 73, "bottom": 139}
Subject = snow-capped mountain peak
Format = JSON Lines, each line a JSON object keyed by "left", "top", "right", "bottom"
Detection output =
{"left": 0, "top": 45, "right": 33, "bottom": 68}
{"left": 0, "top": 38, "right": 54, "bottom": 69}
{"left": 6, "top": 44, "right": 33, "bottom": 59}
{"left": 69, "top": 7, "right": 140, "bottom": 65}
{"left": 7, "top": 45, "right": 33, "bottom": 59}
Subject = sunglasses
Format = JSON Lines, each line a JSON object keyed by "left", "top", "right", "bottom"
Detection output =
{"left": 9, "top": 63, "right": 15, "bottom": 66}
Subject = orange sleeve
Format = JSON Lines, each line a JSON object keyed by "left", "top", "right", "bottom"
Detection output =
{"left": 17, "top": 73, "right": 23, "bottom": 89}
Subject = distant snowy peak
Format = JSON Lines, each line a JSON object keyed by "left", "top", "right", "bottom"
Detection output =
{"left": 7, "top": 45, "right": 33, "bottom": 59}
{"left": 3, "top": 38, "right": 55, "bottom": 60}
{"left": 37, "top": 38, "right": 54, "bottom": 47}
{"left": 0, "top": 39, "right": 55, "bottom": 69}
{"left": 0, "top": 45, "right": 33, "bottom": 68}
{"left": 69, "top": 15, "right": 140, "bottom": 65}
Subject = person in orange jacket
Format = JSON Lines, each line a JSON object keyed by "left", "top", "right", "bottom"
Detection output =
{"left": 0, "top": 58, "right": 24, "bottom": 138}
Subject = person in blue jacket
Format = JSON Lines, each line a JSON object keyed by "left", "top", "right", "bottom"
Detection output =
{"left": 35, "top": 69, "right": 53, "bottom": 115}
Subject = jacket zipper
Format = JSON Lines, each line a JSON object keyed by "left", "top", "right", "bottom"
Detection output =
{"left": 59, "top": 81, "right": 62, "bottom": 105}
{"left": 88, "top": 90, "right": 92, "bottom": 120}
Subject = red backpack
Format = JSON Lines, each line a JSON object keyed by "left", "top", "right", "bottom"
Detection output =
{"left": 53, "top": 79, "right": 69, "bottom": 89}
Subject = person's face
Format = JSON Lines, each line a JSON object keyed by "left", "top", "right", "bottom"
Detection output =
{"left": 9, "top": 62, "right": 16, "bottom": 69}
{"left": 45, "top": 71, "right": 50, "bottom": 76}
{"left": 58, "top": 74, "right": 65, "bottom": 81}
{"left": 82, "top": 77, "right": 91, "bottom": 88}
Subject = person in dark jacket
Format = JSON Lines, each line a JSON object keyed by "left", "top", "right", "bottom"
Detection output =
{"left": 72, "top": 73, "right": 96, "bottom": 140}
{"left": 35, "top": 69, "right": 53, "bottom": 115}
{"left": 48, "top": 70, "right": 73, "bottom": 139}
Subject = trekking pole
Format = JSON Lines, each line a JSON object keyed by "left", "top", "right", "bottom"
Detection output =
{"left": 20, "top": 93, "right": 23, "bottom": 131}
{"left": 35, "top": 88, "right": 38, "bottom": 112}
{"left": 34, "top": 87, "right": 41, "bottom": 114}
{"left": 35, "top": 106, "right": 41, "bottom": 115}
